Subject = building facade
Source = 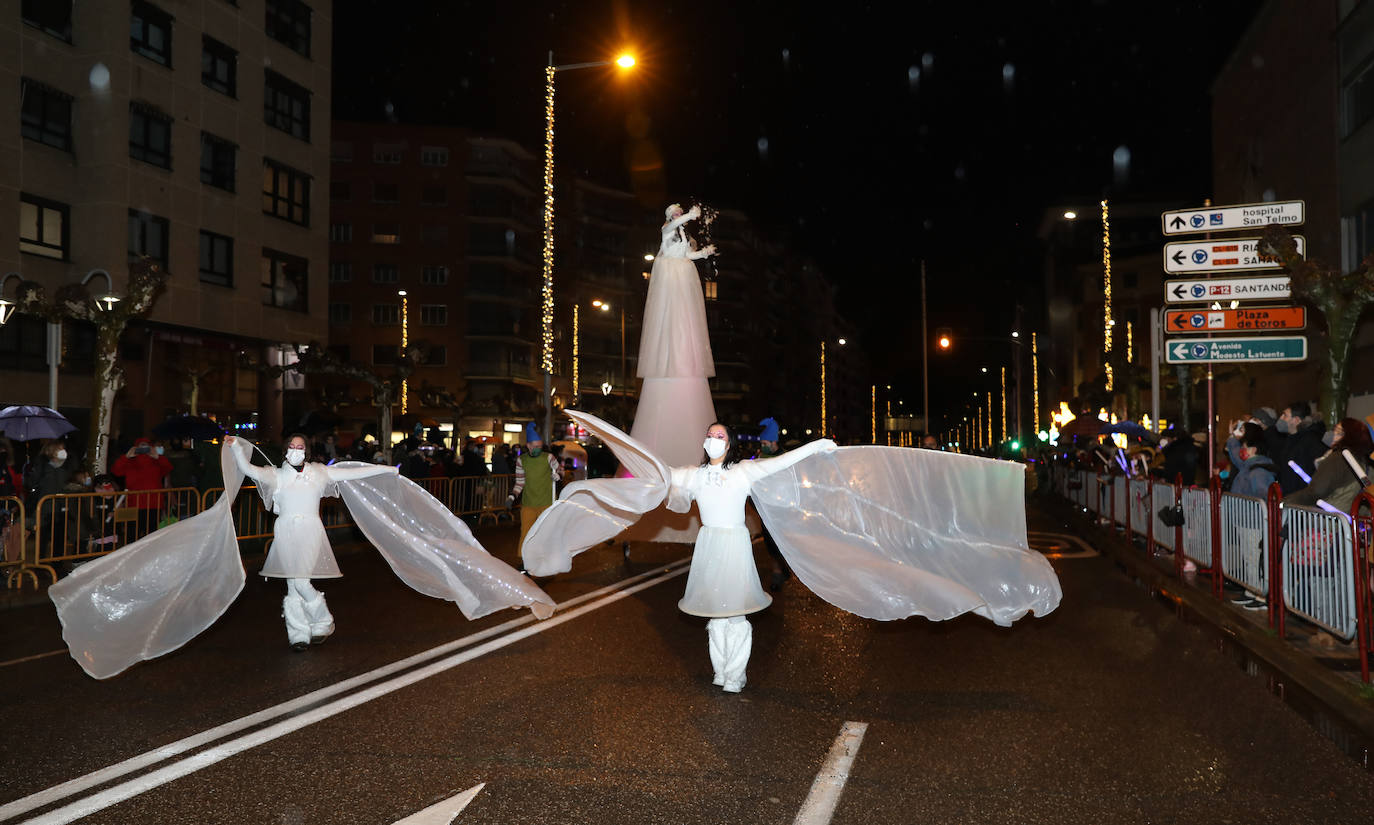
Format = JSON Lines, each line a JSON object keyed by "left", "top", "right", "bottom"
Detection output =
{"left": 3, "top": 0, "right": 332, "bottom": 450}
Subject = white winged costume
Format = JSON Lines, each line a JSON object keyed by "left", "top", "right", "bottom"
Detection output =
{"left": 523, "top": 411, "right": 1061, "bottom": 690}
{"left": 50, "top": 439, "right": 555, "bottom": 679}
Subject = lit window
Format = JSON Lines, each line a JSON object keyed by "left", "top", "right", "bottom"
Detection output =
{"left": 372, "top": 223, "right": 401, "bottom": 244}
{"left": 703, "top": 281, "right": 718, "bottom": 301}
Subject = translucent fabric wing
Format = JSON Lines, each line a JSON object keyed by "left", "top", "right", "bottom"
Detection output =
{"left": 750, "top": 446, "right": 1061, "bottom": 625}
{"left": 49, "top": 440, "right": 248, "bottom": 679}
{"left": 333, "top": 467, "right": 555, "bottom": 620}
{"left": 521, "top": 410, "right": 674, "bottom": 576}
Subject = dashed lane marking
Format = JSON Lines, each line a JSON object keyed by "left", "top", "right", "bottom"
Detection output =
{"left": 793, "top": 721, "right": 868, "bottom": 825}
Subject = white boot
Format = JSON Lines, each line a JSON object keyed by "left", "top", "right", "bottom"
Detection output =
{"left": 284, "top": 579, "right": 335, "bottom": 649}
{"left": 707, "top": 616, "right": 752, "bottom": 693}
{"left": 282, "top": 592, "right": 311, "bottom": 651}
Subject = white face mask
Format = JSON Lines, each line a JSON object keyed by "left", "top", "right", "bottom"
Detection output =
{"left": 55, "top": 450, "right": 68, "bottom": 461}
{"left": 703, "top": 438, "right": 727, "bottom": 460}
{"left": 286, "top": 448, "right": 306, "bottom": 467}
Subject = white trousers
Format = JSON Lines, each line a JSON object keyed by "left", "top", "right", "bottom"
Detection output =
{"left": 283, "top": 578, "right": 335, "bottom": 646}
{"left": 706, "top": 616, "right": 752, "bottom": 693}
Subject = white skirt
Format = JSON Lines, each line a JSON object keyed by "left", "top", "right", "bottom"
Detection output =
{"left": 678, "top": 526, "right": 772, "bottom": 617}
{"left": 261, "top": 513, "right": 342, "bottom": 579}
{"left": 637, "top": 255, "right": 714, "bottom": 378}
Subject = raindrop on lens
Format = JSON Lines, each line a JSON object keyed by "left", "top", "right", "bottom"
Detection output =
{"left": 757, "top": 137, "right": 769, "bottom": 159}
{"left": 907, "top": 66, "right": 920, "bottom": 91}
{"left": 89, "top": 62, "right": 111, "bottom": 91}
{"left": 1002, "top": 62, "right": 1015, "bottom": 93}
{"left": 1113, "top": 145, "right": 1131, "bottom": 187}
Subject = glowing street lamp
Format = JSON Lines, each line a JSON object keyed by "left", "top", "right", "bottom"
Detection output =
{"left": 542, "top": 50, "right": 636, "bottom": 441}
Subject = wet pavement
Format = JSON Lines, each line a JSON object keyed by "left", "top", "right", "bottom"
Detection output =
{"left": 2, "top": 505, "right": 1374, "bottom": 824}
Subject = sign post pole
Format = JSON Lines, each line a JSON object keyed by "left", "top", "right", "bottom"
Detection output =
{"left": 1150, "top": 307, "right": 1161, "bottom": 435}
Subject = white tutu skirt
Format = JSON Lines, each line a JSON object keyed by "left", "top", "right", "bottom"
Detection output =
{"left": 678, "top": 526, "right": 772, "bottom": 617}
{"left": 637, "top": 255, "right": 714, "bottom": 378}
{"left": 261, "top": 513, "right": 341, "bottom": 579}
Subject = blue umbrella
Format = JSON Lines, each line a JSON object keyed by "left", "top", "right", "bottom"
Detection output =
{"left": 0, "top": 405, "right": 77, "bottom": 440}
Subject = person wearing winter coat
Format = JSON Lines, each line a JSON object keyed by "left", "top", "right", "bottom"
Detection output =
{"left": 1284, "top": 418, "right": 1374, "bottom": 514}
{"left": 1224, "top": 422, "right": 1276, "bottom": 498}
{"left": 112, "top": 437, "right": 173, "bottom": 538}
{"left": 1270, "top": 402, "right": 1327, "bottom": 495}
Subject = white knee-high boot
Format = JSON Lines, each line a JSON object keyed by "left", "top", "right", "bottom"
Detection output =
{"left": 706, "top": 616, "right": 752, "bottom": 693}
{"left": 284, "top": 579, "right": 334, "bottom": 648}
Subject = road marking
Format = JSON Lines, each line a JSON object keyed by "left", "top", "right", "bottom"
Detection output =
{"left": 793, "top": 721, "right": 868, "bottom": 825}
{"left": 1027, "top": 531, "right": 1099, "bottom": 559}
{"left": 0, "top": 649, "right": 67, "bottom": 669}
{"left": 0, "top": 560, "right": 690, "bottom": 825}
{"left": 392, "top": 783, "right": 485, "bottom": 824}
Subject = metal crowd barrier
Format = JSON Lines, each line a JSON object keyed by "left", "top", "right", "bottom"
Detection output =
{"left": 1352, "top": 493, "right": 1374, "bottom": 682}
{"left": 1219, "top": 492, "right": 1270, "bottom": 599}
{"left": 2, "top": 495, "right": 30, "bottom": 589}
{"left": 1151, "top": 481, "right": 1177, "bottom": 552}
{"left": 1128, "top": 479, "right": 1151, "bottom": 540}
{"left": 29, "top": 487, "right": 202, "bottom": 583}
{"left": 1180, "top": 486, "right": 1214, "bottom": 570}
{"left": 1280, "top": 502, "right": 1357, "bottom": 640}
{"left": 1112, "top": 477, "right": 1128, "bottom": 527}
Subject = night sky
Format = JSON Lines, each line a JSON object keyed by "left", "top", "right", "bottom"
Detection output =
{"left": 333, "top": 0, "right": 1262, "bottom": 413}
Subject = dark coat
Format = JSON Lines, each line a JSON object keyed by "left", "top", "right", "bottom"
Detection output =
{"left": 1272, "top": 419, "right": 1327, "bottom": 495}
{"left": 1156, "top": 438, "right": 1199, "bottom": 487}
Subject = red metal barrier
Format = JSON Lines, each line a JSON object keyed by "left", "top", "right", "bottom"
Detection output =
{"left": 1173, "top": 473, "right": 1185, "bottom": 578}
{"left": 1266, "top": 482, "right": 1285, "bottom": 637}
{"left": 1210, "top": 476, "right": 1224, "bottom": 599}
{"left": 1352, "top": 492, "right": 1374, "bottom": 683}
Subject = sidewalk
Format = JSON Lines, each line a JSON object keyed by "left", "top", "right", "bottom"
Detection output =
{"left": 1043, "top": 493, "right": 1374, "bottom": 745}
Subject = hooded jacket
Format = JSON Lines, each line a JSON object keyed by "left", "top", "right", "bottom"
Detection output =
{"left": 1224, "top": 437, "right": 1275, "bottom": 498}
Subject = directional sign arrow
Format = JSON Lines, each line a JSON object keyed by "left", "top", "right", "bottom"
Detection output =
{"left": 1172, "top": 343, "right": 1188, "bottom": 360}
{"left": 1168, "top": 313, "right": 1188, "bottom": 330}
{"left": 1171, "top": 284, "right": 1186, "bottom": 299}
{"left": 392, "top": 783, "right": 486, "bottom": 825}
{"left": 1169, "top": 216, "right": 1186, "bottom": 230}
{"left": 1171, "top": 250, "right": 1186, "bottom": 266}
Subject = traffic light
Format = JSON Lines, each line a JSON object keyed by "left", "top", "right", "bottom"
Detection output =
{"left": 936, "top": 327, "right": 952, "bottom": 350}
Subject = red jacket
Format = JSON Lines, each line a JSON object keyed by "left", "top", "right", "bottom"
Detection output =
{"left": 112, "top": 453, "right": 173, "bottom": 509}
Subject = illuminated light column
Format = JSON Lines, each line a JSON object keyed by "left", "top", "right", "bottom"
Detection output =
{"left": 1000, "top": 367, "right": 1007, "bottom": 443}
{"left": 976, "top": 407, "right": 983, "bottom": 450}
{"left": 1032, "top": 332, "right": 1040, "bottom": 434}
{"left": 871, "top": 385, "right": 876, "bottom": 443}
{"left": 1127, "top": 319, "right": 1134, "bottom": 364}
{"left": 1102, "top": 198, "right": 1113, "bottom": 392}
{"left": 572, "top": 303, "right": 580, "bottom": 405}
{"left": 399, "top": 289, "right": 409, "bottom": 415}
{"left": 542, "top": 64, "right": 556, "bottom": 440}
{"left": 986, "top": 392, "right": 992, "bottom": 445}
{"left": 820, "top": 339, "right": 827, "bottom": 437}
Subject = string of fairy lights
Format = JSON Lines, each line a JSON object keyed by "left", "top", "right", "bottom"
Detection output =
{"left": 1101, "top": 198, "right": 1113, "bottom": 392}
{"left": 1032, "top": 332, "right": 1040, "bottom": 434}
{"left": 572, "top": 303, "right": 580, "bottom": 405}
{"left": 1000, "top": 367, "right": 1007, "bottom": 442}
{"left": 819, "top": 340, "right": 827, "bottom": 438}
{"left": 541, "top": 66, "right": 556, "bottom": 376}
{"left": 399, "top": 290, "right": 408, "bottom": 415}
{"left": 870, "top": 384, "right": 876, "bottom": 443}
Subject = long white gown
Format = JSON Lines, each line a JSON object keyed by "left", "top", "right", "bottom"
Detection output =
{"left": 525, "top": 411, "right": 1062, "bottom": 626}
{"left": 49, "top": 439, "right": 555, "bottom": 679}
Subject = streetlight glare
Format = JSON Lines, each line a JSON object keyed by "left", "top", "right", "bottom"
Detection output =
{"left": 981, "top": 367, "right": 988, "bottom": 373}
{"left": 616, "top": 54, "right": 636, "bottom": 69}
{"left": 644, "top": 253, "right": 655, "bottom": 261}
{"left": 837, "top": 337, "right": 847, "bottom": 345}
{"left": 938, "top": 335, "right": 951, "bottom": 349}
{"left": 1063, "top": 210, "right": 1077, "bottom": 220}
{"left": 1011, "top": 330, "right": 1020, "bottom": 338}
{"left": 591, "top": 299, "right": 604, "bottom": 308}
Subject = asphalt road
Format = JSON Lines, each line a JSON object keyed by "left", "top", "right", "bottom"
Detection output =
{"left": 2, "top": 504, "right": 1373, "bottom": 824}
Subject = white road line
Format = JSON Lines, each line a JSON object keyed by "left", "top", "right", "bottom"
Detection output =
{"left": 391, "top": 783, "right": 485, "bottom": 824}
{"left": 1, "top": 560, "right": 689, "bottom": 824}
{"left": 0, "top": 650, "right": 67, "bottom": 669}
{"left": 792, "top": 721, "right": 868, "bottom": 825}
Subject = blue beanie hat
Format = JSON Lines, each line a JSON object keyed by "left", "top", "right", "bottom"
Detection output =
{"left": 759, "top": 417, "right": 779, "bottom": 443}
{"left": 525, "top": 422, "right": 543, "bottom": 443}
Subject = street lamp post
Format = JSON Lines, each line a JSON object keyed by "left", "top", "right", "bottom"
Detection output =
{"left": 542, "top": 51, "right": 634, "bottom": 443}
{"left": 591, "top": 298, "right": 625, "bottom": 396}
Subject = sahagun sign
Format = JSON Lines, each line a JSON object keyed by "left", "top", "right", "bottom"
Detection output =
{"left": 1164, "top": 336, "right": 1308, "bottom": 364}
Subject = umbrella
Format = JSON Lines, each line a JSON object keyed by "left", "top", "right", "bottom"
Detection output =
{"left": 152, "top": 415, "right": 225, "bottom": 441}
{"left": 551, "top": 440, "right": 588, "bottom": 459}
{"left": 0, "top": 405, "right": 76, "bottom": 440}
{"left": 1099, "top": 421, "right": 1155, "bottom": 442}
{"left": 1055, "top": 415, "right": 1107, "bottom": 441}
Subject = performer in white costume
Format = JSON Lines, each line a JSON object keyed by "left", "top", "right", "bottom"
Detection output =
{"left": 524, "top": 410, "right": 1062, "bottom": 694}
{"left": 614, "top": 203, "right": 721, "bottom": 546}
{"left": 228, "top": 434, "right": 386, "bottom": 649}
{"left": 49, "top": 435, "right": 554, "bottom": 679}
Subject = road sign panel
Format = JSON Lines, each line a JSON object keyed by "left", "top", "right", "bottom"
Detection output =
{"left": 1161, "top": 200, "right": 1305, "bottom": 235}
{"left": 1163, "top": 236, "right": 1304, "bottom": 274}
{"left": 1164, "top": 275, "right": 1291, "bottom": 304}
{"left": 1164, "top": 336, "right": 1307, "bottom": 364}
{"left": 1164, "top": 306, "right": 1306, "bottom": 334}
